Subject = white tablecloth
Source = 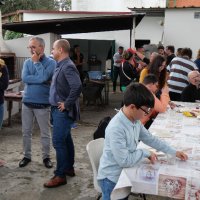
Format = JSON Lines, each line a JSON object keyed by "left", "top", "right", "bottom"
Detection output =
{"left": 112, "top": 102, "right": 200, "bottom": 200}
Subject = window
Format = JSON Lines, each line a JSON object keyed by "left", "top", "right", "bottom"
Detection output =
{"left": 194, "top": 12, "right": 200, "bottom": 19}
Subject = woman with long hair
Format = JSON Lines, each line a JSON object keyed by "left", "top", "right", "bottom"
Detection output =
{"left": 148, "top": 54, "right": 167, "bottom": 91}
{"left": 139, "top": 52, "right": 158, "bottom": 83}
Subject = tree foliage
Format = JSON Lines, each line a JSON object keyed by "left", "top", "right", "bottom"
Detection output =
{"left": 1, "top": 0, "right": 55, "bottom": 14}
{"left": 1, "top": 0, "right": 71, "bottom": 40}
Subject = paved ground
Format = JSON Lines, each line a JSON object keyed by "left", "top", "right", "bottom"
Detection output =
{"left": 0, "top": 88, "right": 174, "bottom": 200}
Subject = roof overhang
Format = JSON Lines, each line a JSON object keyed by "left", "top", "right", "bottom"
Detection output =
{"left": 2, "top": 14, "right": 145, "bottom": 35}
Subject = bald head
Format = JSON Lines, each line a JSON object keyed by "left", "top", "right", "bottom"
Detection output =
{"left": 54, "top": 39, "right": 70, "bottom": 53}
{"left": 188, "top": 71, "right": 200, "bottom": 86}
{"left": 52, "top": 39, "right": 71, "bottom": 61}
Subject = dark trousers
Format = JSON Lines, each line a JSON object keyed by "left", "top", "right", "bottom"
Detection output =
{"left": 112, "top": 66, "right": 121, "bottom": 92}
{"left": 169, "top": 91, "right": 181, "bottom": 101}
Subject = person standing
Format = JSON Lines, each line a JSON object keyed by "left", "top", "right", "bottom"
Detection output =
{"left": 0, "top": 59, "right": 9, "bottom": 129}
{"left": 165, "top": 45, "right": 176, "bottom": 67}
{"left": 44, "top": 39, "right": 82, "bottom": 188}
{"left": 73, "top": 45, "right": 84, "bottom": 83}
{"left": 19, "top": 37, "right": 56, "bottom": 168}
{"left": 157, "top": 45, "right": 165, "bottom": 56}
{"left": 112, "top": 46, "right": 124, "bottom": 93}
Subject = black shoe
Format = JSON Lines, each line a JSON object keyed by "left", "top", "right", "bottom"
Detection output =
{"left": 19, "top": 157, "right": 31, "bottom": 167}
{"left": 43, "top": 158, "right": 53, "bottom": 169}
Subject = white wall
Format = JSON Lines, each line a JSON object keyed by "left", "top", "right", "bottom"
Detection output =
{"left": 164, "top": 9, "right": 200, "bottom": 59}
{"left": 5, "top": 33, "right": 59, "bottom": 57}
{"left": 135, "top": 16, "right": 164, "bottom": 44}
{"left": 64, "top": 16, "right": 163, "bottom": 50}
{"left": 72, "top": 0, "right": 131, "bottom": 12}
{"left": 71, "top": 0, "right": 166, "bottom": 11}
{"left": 23, "top": 12, "right": 117, "bottom": 21}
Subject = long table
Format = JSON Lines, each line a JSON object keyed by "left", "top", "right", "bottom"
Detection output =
{"left": 111, "top": 102, "right": 200, "bottom": 200}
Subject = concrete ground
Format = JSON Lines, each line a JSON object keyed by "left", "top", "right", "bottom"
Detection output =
{"left": 0, "top": 88, "right": 174, "bottom": 200}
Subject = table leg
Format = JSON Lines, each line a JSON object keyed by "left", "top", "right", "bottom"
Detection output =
{"left": 104, "top": 81, "right": 109, "bottom": 105}
{"left": 7, "top": 101, "right": 13, "bottom": 126}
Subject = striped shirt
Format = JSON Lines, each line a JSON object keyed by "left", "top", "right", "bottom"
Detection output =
{"left": 167, "top": 57, "right": 198, "bottom": 94}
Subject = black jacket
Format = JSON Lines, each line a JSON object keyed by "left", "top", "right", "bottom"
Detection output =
{"left": 181, "top": 84, "right": 200, "bottom": 102}
{"left": 120, "top": 61, "right": 137, "bottom": 86}
{"left": 0, "top": 66, "right": 9, "bottom": 104}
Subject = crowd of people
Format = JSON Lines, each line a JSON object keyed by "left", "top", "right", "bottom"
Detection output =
{"left": 99, "top": 44, "right": 200, "bottom": 199}
{"left": 0, "top": 38, "right": 200, "bottom": 199}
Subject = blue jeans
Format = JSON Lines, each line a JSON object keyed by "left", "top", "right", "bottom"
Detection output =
{"left": 0, "top": 103, "right": 4, "bottom": 129}
{"left": 51, "top": 107, "right": 74, "bottom": 178}
{"left": 99, "top": 178, "right": 129, "bottom": 200}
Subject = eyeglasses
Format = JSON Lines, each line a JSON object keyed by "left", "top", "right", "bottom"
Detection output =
{"left": 27, "top": 46, "right": 36, "bottom": 49}
{"left": 139, "top": 107, "right": 151, "bottom": 115}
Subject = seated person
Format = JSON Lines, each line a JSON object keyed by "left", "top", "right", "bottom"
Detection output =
{"left": 97, "top": 83, "right": 188, "bottom": 200}
{"left": 141, "top": 74, "right": 170, "bottom": 129}
{"left": 181, "top": 71, "right": 200, "bottom": 102}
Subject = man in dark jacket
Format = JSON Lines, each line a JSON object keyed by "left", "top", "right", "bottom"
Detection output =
{"left": 44, "top": 39, "right": 82, "bottom": 188}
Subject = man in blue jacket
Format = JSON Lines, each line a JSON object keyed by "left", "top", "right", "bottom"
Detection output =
{"left": 19, "top": 37, "right": 56, "bottom": 168}
{"left": 44, "top": 39, "right": 82, "bottom": 188}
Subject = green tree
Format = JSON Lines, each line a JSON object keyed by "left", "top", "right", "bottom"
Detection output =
{"left": 1, "top": 0, "right": 71, "bottom": 39}
{"left": 1, "top": 0, "right": 55, "bottom": 14}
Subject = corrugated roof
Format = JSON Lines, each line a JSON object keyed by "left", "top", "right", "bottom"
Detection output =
{"left": 129, "top": 8, "right": 165, "bottom": 17}
{"left": 167, "top": 0, "right": 200, "bottom": 8}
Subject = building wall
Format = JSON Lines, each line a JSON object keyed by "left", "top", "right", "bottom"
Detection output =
{"left": 5, "top": 33, "right": 58, "bottom": 57}
{"left": 71, "top": 0, "right": 166, "bottom": 11}
{"left": 70, "top": 0, "right": 164, "bottom": 49}
{"left": 135, "top": 16, "right": 164, "bottom": 44}
{"left": 164, "top": 9, "right": 200, "bottom": 58}
{"left": 72, "top": 0, "right": 131, "bottom": 12}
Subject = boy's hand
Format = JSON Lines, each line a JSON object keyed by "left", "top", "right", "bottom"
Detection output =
{"left": 148, "top": 152, "right": 158, "bottom": 164}
{"left": 176, "top": 151, "right": 188, "bottom": 161}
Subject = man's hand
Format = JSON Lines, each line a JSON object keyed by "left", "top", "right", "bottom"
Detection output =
{"left": 176, "top": 151, "right": 188, "bottom": 161}
{"left": 148, "top": 152, "right": 158, "bottom": 164}
{"left": 32, "top": 51, "right": 41, "bottom": 63}
{"left": 58, "top": 102, "right": 65, "bottom": 112}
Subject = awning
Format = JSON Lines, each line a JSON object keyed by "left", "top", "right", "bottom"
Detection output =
{"left": 2, "top": 14, "right": 145, "bottom": 35}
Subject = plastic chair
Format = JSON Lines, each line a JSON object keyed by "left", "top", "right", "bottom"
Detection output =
{"left": 86, "top": 138, "right": 104, "bottom": 200}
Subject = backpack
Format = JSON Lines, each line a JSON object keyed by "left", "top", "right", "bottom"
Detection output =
{"left": 93, "top": 116, "right": 111, "bottom": 140}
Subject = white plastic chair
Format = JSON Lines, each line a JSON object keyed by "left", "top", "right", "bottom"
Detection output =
{"left": 86, "top": 138, "right": 104, "bottom": 200}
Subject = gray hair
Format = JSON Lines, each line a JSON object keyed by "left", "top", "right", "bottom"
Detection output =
{"left": 29, "top": 37, "right": 45, "bottom": 47}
